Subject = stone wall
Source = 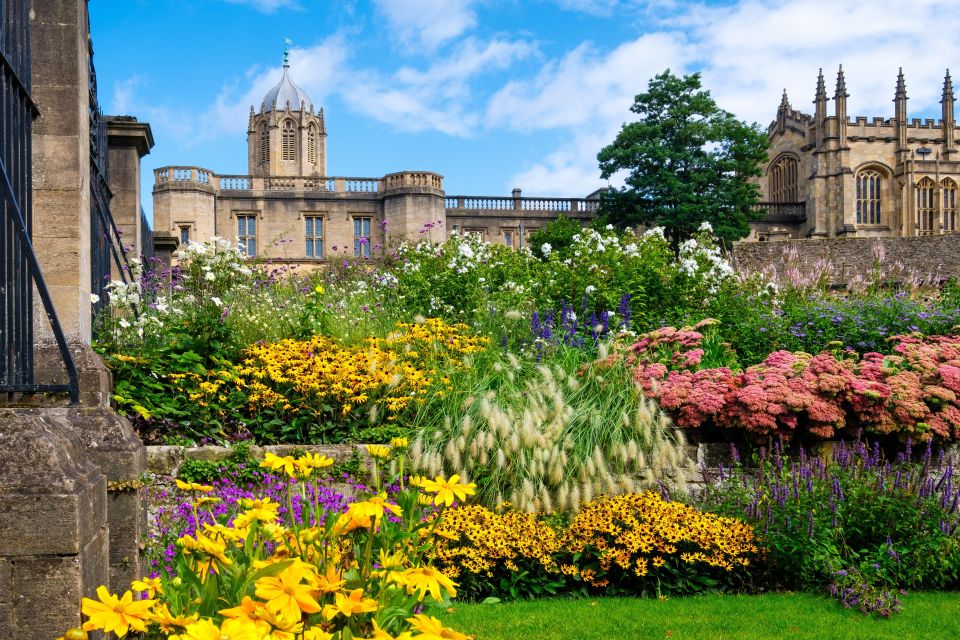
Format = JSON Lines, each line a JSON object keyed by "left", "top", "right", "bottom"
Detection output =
{"left": 732, "top": 233, "right": 960, "bottom": 283}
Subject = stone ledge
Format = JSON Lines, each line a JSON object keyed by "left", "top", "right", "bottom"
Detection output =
{"left": 146, "top": 443, "right": 367, "bottom": 477}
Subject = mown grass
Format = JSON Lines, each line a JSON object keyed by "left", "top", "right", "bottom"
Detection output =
{"left": 442, "top": 592, "right": 960, "bottom": 640}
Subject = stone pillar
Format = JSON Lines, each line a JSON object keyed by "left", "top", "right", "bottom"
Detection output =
{"left": 382, "top": 171, "right": 446, "bottom": 243}
{"left": 0, "top": 409, "right": 109, "bottom": 639}
{"left": 30, "top": 0, "right": 93, "bottom": 343}
{"left": 105, "top": 116, "right": 154, "bottom": 261}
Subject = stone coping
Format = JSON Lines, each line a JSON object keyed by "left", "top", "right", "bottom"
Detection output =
{"left": 146, "top": 443, "right": 367, "bottom": 476}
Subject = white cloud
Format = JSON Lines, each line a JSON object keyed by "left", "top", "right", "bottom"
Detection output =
{"left": 110, "top": 75, "right": 144, "bottom": 115}
{"left": 341, "top": 37, "right": 537, "bottom": 135}
{"left": 374, "top": 0, "right": 478, "bottom": 52}
{"left": 220, "top": 0, "right": 301, "bottom": 12}
{"left": 553, "top": 0, "right": 620, "bottom": 16}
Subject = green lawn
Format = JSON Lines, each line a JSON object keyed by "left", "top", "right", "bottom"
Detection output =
{"left": 441, "top": 592, "right": 960, "bottom": 640}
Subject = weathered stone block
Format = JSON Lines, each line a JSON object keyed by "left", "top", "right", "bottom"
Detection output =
{"left": 108, "top": 490, "right": 147, "bottom": 589}
{"left": 147, "top": 445, "right": 185, "bottom": 476}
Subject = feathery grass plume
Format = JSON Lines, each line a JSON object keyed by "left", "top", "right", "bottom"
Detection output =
{"left": 410, "top": 343, "right": 690, "bottom": 512}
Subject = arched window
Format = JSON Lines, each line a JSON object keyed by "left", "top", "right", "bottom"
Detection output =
{"left": 308, "top": 124, "right": 317, "bottom": 164}
{"left": 769, "top": 155, "right": 799, "bottom": 202}
{"left": 258, "top": 123, "right": 269, "bottom": 165}
{"left": 281, "top": 120, "right": 296, "bottom": 161}
{"left": 856, "top": 169, "right": 884, "bottom": 225}
{"left": 917, "top": 177, "right": 937, "bottom": 235}
{"left": 943, "top": 179, "right": 957, "bottom": 233}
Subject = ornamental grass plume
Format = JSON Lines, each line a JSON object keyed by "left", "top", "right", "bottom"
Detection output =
{"left": 411, "top": 345, "right": 692, "bottom": 513}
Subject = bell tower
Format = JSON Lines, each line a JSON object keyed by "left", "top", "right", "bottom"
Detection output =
{"left": 247, "top": 41, "right": 326, "bottom": 177}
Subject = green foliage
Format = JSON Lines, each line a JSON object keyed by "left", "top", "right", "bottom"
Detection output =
{"left": 177, "top": 442, "right": 259, "bottom": 485}
{"left": 527, "top": 216, "right": 585, "bottom": 260}
{"left": 597, "top": 69, "right": 769, "bottom": 246}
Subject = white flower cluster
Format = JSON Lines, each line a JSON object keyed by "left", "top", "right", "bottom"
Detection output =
{"left": 677, "top": 236, "right": 735, "bottom": 290}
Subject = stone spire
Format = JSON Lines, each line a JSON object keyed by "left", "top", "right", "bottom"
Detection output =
{"left": 779, "top": 89, "right": 791, "bottom": 112}
{"left": 943, "top": 69, "right": 955, "bottom": 154}
{"left": 814, "top": 69, "right": 827, "bottom": 151}
{"left": 834, "top": 65, "right": 848, "bottom": 147}
{"left": 776, "top": 89, "right": 791, "bottom": 134}
{"left": 895, "top": 67, "right": 908, "bottom": 150}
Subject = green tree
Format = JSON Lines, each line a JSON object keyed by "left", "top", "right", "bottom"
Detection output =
{"left": 597, "top": 70, "right": 769, "bottom": 247}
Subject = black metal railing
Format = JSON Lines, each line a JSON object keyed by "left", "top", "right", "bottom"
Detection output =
{"left": 0, "top": 0, "right": 78, "bottom": 403}
{"left": 752, "top": 201, "right": 807, "bottom": 223}
{"left": 139, "top": 206, "right": 154, "bottom": 265}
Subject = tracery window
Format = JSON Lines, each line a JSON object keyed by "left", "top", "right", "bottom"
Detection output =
{"left": 282, "top": 120, "right": 296, "bottom": 161}
{"left": 769, "top": 155, "right": 799, "bottom": 202}
{"left": 943, "top": 179, "right": 958, "bottom": 233}
{"left": 917, "top": 177, "right": 937, "bottom": 235}
{"left": 308, "top": 124, "right": 317, "bottom": 164}
{"left": 856, "top": 169, "right": 883, "bottom": 225}
{"left": 258, "top": 123, "right": 268, "bottom": 164}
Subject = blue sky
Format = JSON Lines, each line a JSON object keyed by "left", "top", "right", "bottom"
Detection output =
{"left": 89, "top": 0, "right": 958, "bottom": 221}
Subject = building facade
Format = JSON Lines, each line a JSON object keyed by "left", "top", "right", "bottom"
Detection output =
{"left": 153, "top": 61, "right": 599, "bottom": 263}
{"left": 750, "top": 67, "right": 960, "bottom": 241}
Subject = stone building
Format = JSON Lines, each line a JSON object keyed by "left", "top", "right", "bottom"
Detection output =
{"left": 750, "top": 67, "right": 960, "bottom": 241}
{"left": 153, "top": 59, "right": 599, "bottom": 264}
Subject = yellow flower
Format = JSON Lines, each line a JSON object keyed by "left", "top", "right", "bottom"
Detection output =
{"left": 303, "top": 628, "right": 334, "bottom": 640}
{"left": 310, "top": 564, "right": 347, "bottom": 594}
{"left": 177, "top": 533, "right": 233, "bottom": 578}
{"left": 261, "top": 452, "right": 298, "bottom": 477}
{"left": 255, "top": 563, "right": 322, "bottom": 622}
{"left": 368, "top": 620, "right": 413, "bottom": 640}
{"left": 421, "top": 475, "right": 476, "bottom": 507}
{"left": 366, "top": 444, "right": 391, "bottom": 460}
{"left": 80, "top": 586, "right": 155, "bottom": 637}
{"left": 175, "top": 479, "right": 213, "bottom": 493}
{"left": 322, "top": 588, "right": 378, "bottom": 620}
{"left": 219, "top": 595, "right": 264, "bottom": 621}
{"left": 182, "top": 617, "right": 263, "bottom": 640}
{"left": 193, "top": 496, "right": 221, "bottom": 508}
{"left": 314, "top": 285, "right": 325, "bottom": 294}
{"left": 131, "top": 575, "right": 163, "bottom": 597}
{"left": 405, "top": 614, "right": 469, "bottom": 640}
{"left": 298, "top": 452, "right": 335, "bottom": 470}
{"left": 148, "top": 604, "right": 198, "bottom": 633}
{"left": 397, "top": 566, "right": 458, "bottom": 602}
{"left": 390, "top": 436, "right": 409, "bottom": 449}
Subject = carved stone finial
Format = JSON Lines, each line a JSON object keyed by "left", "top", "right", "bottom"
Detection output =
{"left": 835, "top": 64, "right": 848, "bottom": 99}
{"left": 943, "top": 69, "right": 954, "bottom": 103}
{"left": 815, "top": 68, "right": 827, "bottom": 100}
{"left": 895, "top": 67, "right": 907, "bottom": 99}
{"left": 779, "top": 88, "right": 791, "bottom": 112}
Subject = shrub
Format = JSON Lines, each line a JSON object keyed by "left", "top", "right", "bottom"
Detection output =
{"left": 559, "top": 492, "right": 759, "bottom": 596}
{"left": 431, "top": 505, "right": 565, "bottom": 601}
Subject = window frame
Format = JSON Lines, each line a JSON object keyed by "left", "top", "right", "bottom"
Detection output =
{"left": 855, "top": 168, "right": 884, "bottom": 226}
{"left": 916, "top": 177, "right": 937, "bottom": 234}
{"left": 353, "top": 216, "right": 373, "bottom": 258}
{"left": 236, "top": 214, "right": 257, "bottom": 257}
{"left": 943, "top": 179, "right": 958, "bottom": 234}
{"left": 768, "top": 155, "right": 799, "bottom": 203}
{"left": 304, "top": 215, "right": 324, "bottom": 259}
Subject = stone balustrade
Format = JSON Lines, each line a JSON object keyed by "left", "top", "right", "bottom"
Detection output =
{"left": 154, "top": 167, "right": 450, "bottom": 196}
{"left": 445, "top": 195, "right": 600, "bottom": 214}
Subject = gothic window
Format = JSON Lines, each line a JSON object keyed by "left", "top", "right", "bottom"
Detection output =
{"left": 856, "top": 169, "right": 883, "bottom": 225}
{"left": 917, "top": 177, "right": 937, "bottom": 235}
{"left": 305, "top": 216, "right": 324, "bottom": 258}
{"left": 258, "top": 124, "right": 268, "bottom": 165}
{"left": 769, "top": 155, "right": 799, "bottom": 202}
{"left": 943, "top": 179, "right": 958, "bottom": 233}
{"left": 179, "top": 226, "right": 190, "bottom": 245}
{"left": 308, "top": 124, "right": 317, "bottom": 164}
{"left": 281, "top": 120, "right": 296, "bottom": 161}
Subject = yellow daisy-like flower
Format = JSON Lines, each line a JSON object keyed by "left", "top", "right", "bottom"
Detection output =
{"left": 420, "top": 475, "right": 476, "bottom": 507}
{"left": 175, "top": 479, "right": 213, "bottom": 493}
{"left": 310, "top": 564, "right": 347, "bottom": 594}
{"left": 369, "top": 620, "right": 413, "bottom": 640}
{"left": 405, "top": 614, "right": 469, "bottom": 640}
{"left": 366, "top": 444, "right": 391, "bottom": 460}
{"left": 298, "top": 452, "right": 335, "bottom": 470}
{"left": 322, "top": 588, "right": 378, "bottom": 620}
{"left": 182, "top": 617, "right": 263, "bottom": 640}
{"left": 260, "top": 452, "right": 299, "bottom": 477}
{"left": 80, "top": 586, "right": 155, "bottom": 638}
{"left": 389, "top": 436, "right": 409, "bottom": 449}
{"left": 193, "top": 496, "right": 221, "bottom": 508}
{"left": 131, "top": 575, "right": 163, "bottom": 597}
{"left": 303, "top": 627, "right": 334, "bottom": 640}
{"left": 254, "top": 563, "right": 322, "bottom": 622}
{"left": 148, "top": 604, "right": 198, "bottom": 633}
{"left": 396, "top": 566, "right": 458, "bottom": 602}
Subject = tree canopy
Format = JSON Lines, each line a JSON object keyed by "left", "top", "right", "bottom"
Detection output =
{"left": 597, "top": 70, "right": 769, "bottom": 247}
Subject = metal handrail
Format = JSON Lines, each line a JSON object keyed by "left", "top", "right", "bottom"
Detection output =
{"left": 0, "top": 155, "right": 79, "bottom": 404}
